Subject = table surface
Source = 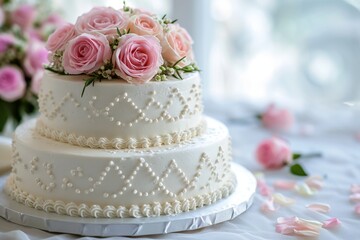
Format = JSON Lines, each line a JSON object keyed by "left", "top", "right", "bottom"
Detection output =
{"left": 1, "top": 101, "right": 360, "bottom": 240}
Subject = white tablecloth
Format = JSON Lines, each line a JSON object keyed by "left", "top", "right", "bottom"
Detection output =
{"left": 1, "top": 101, "right": 360, "bottom": 239}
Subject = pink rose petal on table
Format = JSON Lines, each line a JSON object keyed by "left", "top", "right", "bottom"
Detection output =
{"left": 273, "top": 193, "right": 295, "bottom": 206}
{"left": 351, "top": 184, "right": 360, "bottom": 193}
{"left": 295, "top": 183, "right": 316, "bottom": 196}
{"left": 355, "top": 203, "right": 360, "bottom": 215}
{"left": 276, "top": 216, "right": 322, "bottom": 237}
{"left": 260, "top": 197, "right": 278, "bottom": 213}
{"left": 257, "top": 179, "right": 272, "bottom": 196}
{"left": 349, "top": 193, "right": 360, "bottom": 202}
{"left": 273, "top": 180, "right": 296, "bottom": 190}
{"left": 322, "top": 218, "right": 341, "bottom": 229}
{"left": 254, "top": 172, "right": 272, "bottom": 196}
{"left": 305, "top": 175, "right": 324, "bottom": 190}
{"left": 306, "top": 203, "right": 331, "bottom": 213}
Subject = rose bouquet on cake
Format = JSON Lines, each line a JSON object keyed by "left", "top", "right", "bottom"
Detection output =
{"left": 0, "top": 0, "right": 64, "bottom": 132}
{"left": 46, "top": 3, "right": 200, "bottom": 97}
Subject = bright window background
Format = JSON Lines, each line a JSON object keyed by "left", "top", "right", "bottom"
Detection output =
{"left": 29, "top": 0, "right": 360, "bottom": 108}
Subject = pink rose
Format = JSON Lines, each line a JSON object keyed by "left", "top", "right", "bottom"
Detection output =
{"left": 44, "top": 13, "right": 66, "bottom": 28}
{"left": 46, "top": 23, "right": 76, "bottom": 52}
{"left": 30, "top": 70, "right": 44, "bottom": 95}
{"left": 128, "top": 14, "right": 163, "bottom": 39}
{"left": 0, "top": 34, "right": 15, "bottom": 53}
{"left": 256, "top": 137, "right": 292, "bottom": 169}
{"left": 0, "top": 66, "right": 26, "bottom": 102}
{"left": 75, "top": 7, "right": 129, "bottom": 36}
{"left": 261, "top": 104, "right": 294, "bottom": 132}
{"left": 24, "top": 41, "right": 49, "bottom": 76}
{"left": 161, "top": 24, "right": 194, "bottom": 67}
{"left": 62, "top": 33, "right": 111, "bottom": 74}
{"left": 112, "top": 34, "right": 163, "bottom": 84}
{"left": 11, "top": 4, "right": 36, "bottom": 30}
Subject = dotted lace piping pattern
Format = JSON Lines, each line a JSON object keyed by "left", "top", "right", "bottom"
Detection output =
{"left": 35, "top": 120, "right": 206, "bottom": 149}
{"left": 5, "top": 175, "right": 235, "bottom": 218}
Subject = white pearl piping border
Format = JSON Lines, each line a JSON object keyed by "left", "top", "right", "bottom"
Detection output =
{"left": 4, "top": 175, "right": 236, "bottom": 218}
{"left": 35, "top": 120, "right": 206, "bottom": 149}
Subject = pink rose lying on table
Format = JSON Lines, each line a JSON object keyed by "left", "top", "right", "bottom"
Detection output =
{"left": 62, "top": 33, "right": 112, "bottom": 74}
{"left": 256, "top": 137, "right": 292, "bottom": 169}
{"left": 255, "top": 137, "right": 321, "bottom": 176}
{"left": 0, "top": 66, "right": 26, "bottom": 102}
{"left": 75, "top": 7, "right": 129, "bottom": 36}
{"left": 260, "top": 104, "right": 294, "bottom": 132}
{"left": 112, "top": 34, "right": 163, "bottom": 84}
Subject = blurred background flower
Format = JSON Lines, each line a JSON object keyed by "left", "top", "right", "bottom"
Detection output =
{"left": 0, "top": 0, "right": 64, "bottom": 132}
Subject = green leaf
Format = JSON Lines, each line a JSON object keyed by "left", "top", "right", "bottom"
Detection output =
{"left": 162, "top": 14, "right": 167, "bottom": 20}
{"left": 0, "top": 100, "right": 9, "bottom": 133}
{"left": 292, "top": 153, "right": 302, "bottom": 160}
{"left": 116, "top": 27, "right": 121, "bottom": 37}
{"left": 290, "top": 163, "right": 308, "bottom": 176}
{"left": 171, "top": 19, "right": 178, "bottom": 24}
{"left": 81, "top": 77, "right": 96, "bottom": 97}
{"left": 172, "top": 56, "right": 186, "bottom": 68}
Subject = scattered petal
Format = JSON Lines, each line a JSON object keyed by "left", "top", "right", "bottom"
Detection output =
{"left": 295, "top": 183, "right": 316, "bottom": 196}
{"left": 293, "top": 229, "right": 320, "bottom": 237}
{"left": 258, "top": 180, "right": 272, "bottom": 196}
{"left": 273, "top": 193, "right": 296, "bottom": 206}
{"left": 273, "top": 180, "right": 296, "bottom": 190}
{"left": 349, "top": 193, "right": 360, "bottom": 202}
{"left": 276, "top": 216, "right": 322, "bottom": 236}
{"left": 351, "top": 184, "right": 360, "bottom": 193}
{"left": 260, "top": 197, "right": 277, "bottom": 213}
{"left": 322, "top": 218, "right": 341, "bottom": 229}
{"left": 305, "top": 175, "right": 324, "bottom": 190}
{"left": 355, "top": 203, "right": 360, "bottom": 215}
{"left": 306, "top": 203, "right": 331, "bottom": 213}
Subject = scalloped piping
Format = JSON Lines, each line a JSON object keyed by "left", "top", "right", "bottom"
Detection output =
{"left": 5, "top": 175, "right": 236, "bottom": 218}
{"left": 35, "top": 120, "right": 206, "bottom": 149}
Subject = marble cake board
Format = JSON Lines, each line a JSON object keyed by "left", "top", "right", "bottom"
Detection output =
{"left": 0, "top": 163, "right": 256, "bottom": 237}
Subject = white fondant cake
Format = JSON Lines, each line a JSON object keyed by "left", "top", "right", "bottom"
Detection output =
{"left": 37, "top": 72, "right": 203, "bottom": 149}
{"left": 6, "top": 117, "right": 234, "bottom": 218}
{"left": 4, "top": 5, "right": 238, "bottom": 219}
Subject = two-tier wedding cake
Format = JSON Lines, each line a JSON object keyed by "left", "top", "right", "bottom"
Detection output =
{"left": 4, "top": 4, "right": 236, "bottom": 218}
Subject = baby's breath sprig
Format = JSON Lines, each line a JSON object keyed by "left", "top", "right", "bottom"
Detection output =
{"left": 154, "top": 56, "right": 200, "bottom": 82}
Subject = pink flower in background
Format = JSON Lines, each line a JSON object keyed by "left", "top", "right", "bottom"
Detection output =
{"left": 256, "top": 137, "right": 292, "bottom": 169}
{"left": 261, "top": 104, "right": 294, "bottom": 132}
{"left": 44, "top": 13, "right": 66, "bottom": 27}
{"left": 128, "top": 14, "right": 163, "bottom": 39}
{"left": 62, "top": 33, "right": 111, "bottom": 74}
{"left": 46, "top": 23, "right": 76, "bottom": 52}
{"left": 112, "top": 34, "right": 163, "bottom": 84}
{"left": 75, "top": 7, "right": 129, "bottom": 36}
{"left": 11, "top": 4, "right": 36, "bottom": 30}
{"left": 30, "top": 70, "right": 44, "bottom": 95}
{"left": 0, "top": 34, "right": 15, "bottom": 53}
{"left": 161, "top": 24, "right": 194, "bottom": 67}
{"left": 0, "top": 66, "right": 26, "bottom": 102}
{"left": 23, "top": 41, "right": 49, "bottom": 76}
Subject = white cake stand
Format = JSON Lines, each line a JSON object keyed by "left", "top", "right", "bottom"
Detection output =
{"left": 0, "top": 163, "right": 256, "bottom": 237}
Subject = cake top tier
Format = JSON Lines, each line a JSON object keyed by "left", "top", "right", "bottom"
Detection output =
{"left": 46, "top": 3, "right": 199, "bottom": 96}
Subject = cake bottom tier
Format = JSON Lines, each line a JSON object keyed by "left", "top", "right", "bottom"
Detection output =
{"left": 5, "top": 117, "right": 235, "bottom": 218}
